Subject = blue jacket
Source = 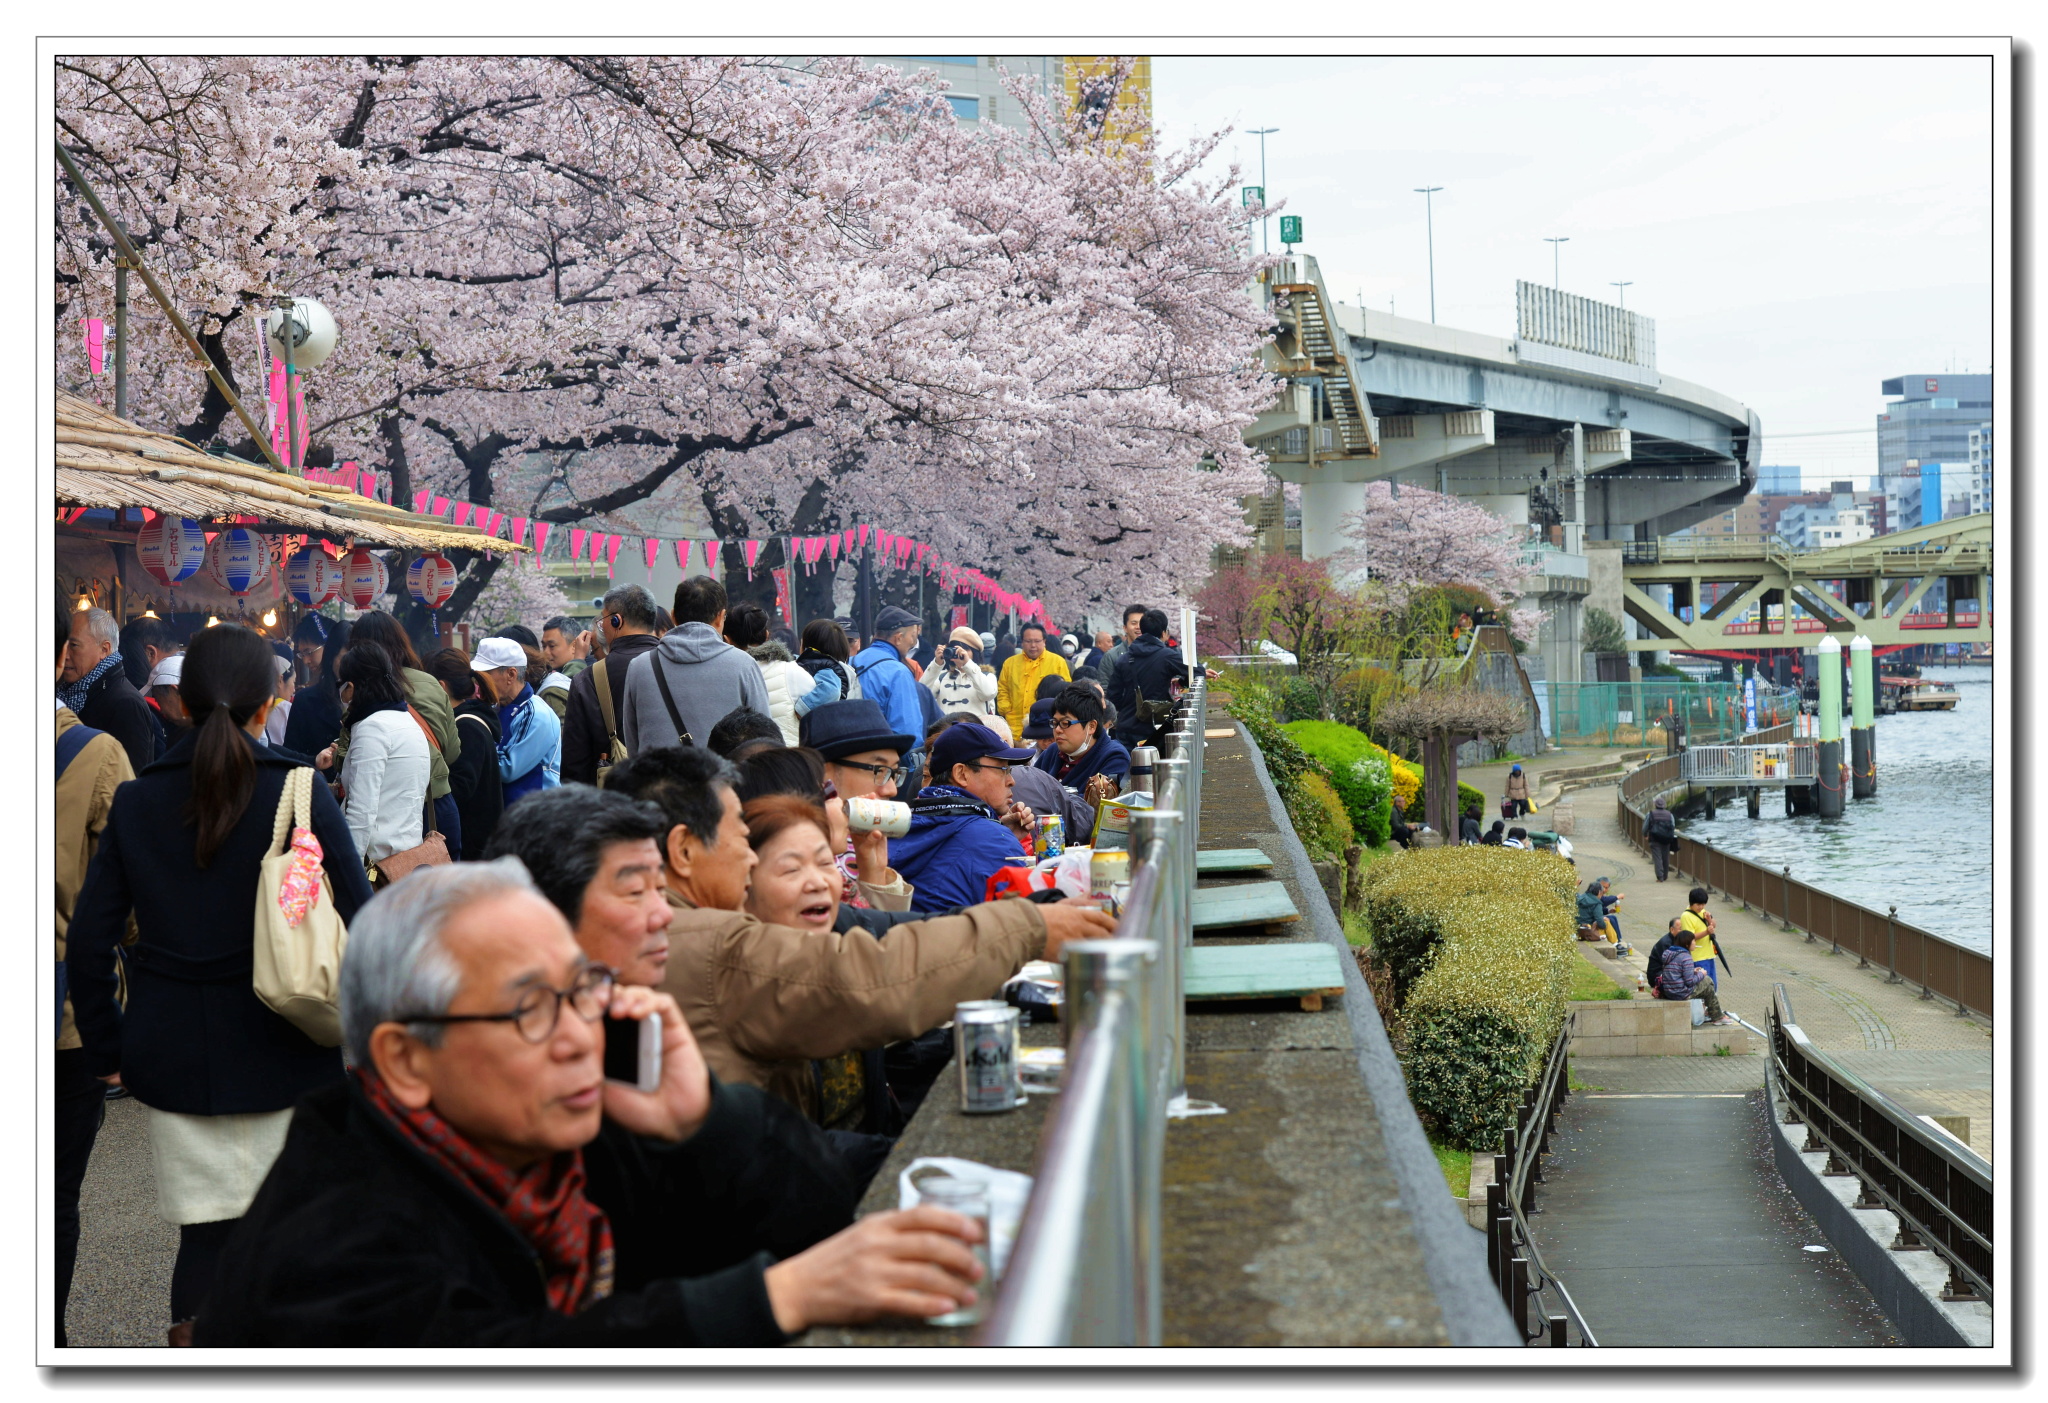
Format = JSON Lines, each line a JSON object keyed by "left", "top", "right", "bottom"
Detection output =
{"left": 1033, "top": 732, "right": 1131, "bottom": 793}
{"left": 1658, "top": 946, "right": 1702, "bottom": 999}
{"left": 886, "top": 784, "right": 1032, "bottom": 911}
{"left": 496, "top": 685, "right": 561, "bottom": 805}
{"left": 65, "top": 731, "right": 375, "bottom": 1114}
{"left": 851, "top": 641, "right": 924, "bottom": 752}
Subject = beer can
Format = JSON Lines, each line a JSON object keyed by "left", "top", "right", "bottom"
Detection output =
{"left": 1089, "top": 848, "right": 1129, "bottom": 900}
{"left": 844, "top": 795, "right": 912, "bottom": 836}
{"left": 1035, "top": 813, "right": 1065, "bottom": 860}
{"left": 955, "top": 1003, "right": 1022, "bottom": 1113}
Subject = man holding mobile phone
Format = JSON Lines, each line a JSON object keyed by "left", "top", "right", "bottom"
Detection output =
{"left": 921, "top": 626, "right": 997, "bottom": 717}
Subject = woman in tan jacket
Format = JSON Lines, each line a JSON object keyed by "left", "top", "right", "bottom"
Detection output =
{"left": 1505, "top": 763, "right": 1531, "bottom": 818}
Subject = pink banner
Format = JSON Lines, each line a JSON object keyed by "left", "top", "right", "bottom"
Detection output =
{"left": 453, "top": 502, "right": 474, "bottom": 527}
{"left": 414, "top": 489, "right": 432, "bottom": 514}
{"left": 533, "top": 523, "right": 551, "bottom": 554}
{"left": 675, "top": 539, "right": 693, "bottom": 574}
{"left": 844, "top": 528, "right": 857, "bottom": 556}
{"left": 742, "top": 539, "right": 763, "bottom": 580}
{"left": 704, "top": 540, "right": 722, "bottom": 576}
{"left": 828, "top": 533, "right": 842, "bottom": 564}
{"left": 605, "top": 536, "right": 623, "bottom": 567}
{"left": 431, "top": 496, "right": 450, "bottom": 518}
{"left": 571, "top": 528, "right": 589, "bottom": 561}
{"left": 876, "top": 530, "right": 894, "bottom": 561}
{"left": 509, "top": 517, "right": 527, "bottom": 547}
{"left": 81, "top": 318, "right": 105, "bottom": 375}
{"left": 644, "top": 538, "right": 660, "bottom": 571}
{"left": 858, "top": 524, "right": 871, "bottom": 551}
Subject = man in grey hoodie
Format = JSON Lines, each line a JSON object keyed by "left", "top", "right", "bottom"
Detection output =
{"left": 620, "top": 575, "right": 771, "bottom": 755}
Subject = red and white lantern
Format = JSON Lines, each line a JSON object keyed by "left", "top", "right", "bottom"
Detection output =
{"left": 284, "top": 549, "right": 340, "bottom": 607}
{"left": 205, "top": 527, "right": 272, "bottom": 597}
{"left": 340, "top": 547, "right": 389, "bottom": 610}
{"left": 406, "top": 553, "right": 457, "bottom": 609}
{"left": 137, "top": 515, "right": 207, "bottom": 586}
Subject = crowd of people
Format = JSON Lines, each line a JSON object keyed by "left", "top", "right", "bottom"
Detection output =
{"left": 52, "top": 577, "right": 1201, "bottom": 1347}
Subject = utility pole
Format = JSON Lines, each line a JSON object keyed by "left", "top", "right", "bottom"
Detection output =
{"left": 1249, "top": 127, "right": 1278, "bottom": 254}
{"left": 113, "top": 257, "right": 129, "bottom": 419}
{"left": 1414, "top": 187, "right": 1442, "bottom": 323}
{"left": 1609, "top": 280, "right": 1632, "bottom": 310}
{"left": 1544, "top": 236, "right": 1569, "bottom": 291}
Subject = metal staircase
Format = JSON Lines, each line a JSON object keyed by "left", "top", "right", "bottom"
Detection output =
{"left": 1266, "top": 254, "right": 1377, "bottom": 457}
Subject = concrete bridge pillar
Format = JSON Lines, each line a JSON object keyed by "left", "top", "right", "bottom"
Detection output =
{"left": 1300, "top": 478, "right": 1367, "bottom": 568}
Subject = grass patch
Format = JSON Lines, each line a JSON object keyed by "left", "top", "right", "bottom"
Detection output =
{"left": 1428, "top": 1136, "right": 1472, "bottom": 1199}
{"left": 1343, "top": 909, "right": 1373, "bottom": 948}
{"left": 1567, "top": 954, "right": 1632, "bottom": 1002}
{"left": 1568, "top": 1064, "right": 1603, "bottom": 1093}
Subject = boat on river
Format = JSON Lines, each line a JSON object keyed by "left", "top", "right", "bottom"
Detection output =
{"left": 1882, "top": 675, "right": 1959, "bottom": 712}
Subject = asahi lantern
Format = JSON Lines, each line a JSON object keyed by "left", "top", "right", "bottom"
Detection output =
{"left": 406, "top": 553, "right": 457, "bottom": 609}
{"left": 205, "top": 527, "right": 272, "bottom": 597}
{"left": 137, "top": 515, "right": 207, "bottom": 586}
{"left": 284, "top": 549, "right": 340, "bottom": 607}
{"left": 340, "top": 547, "right": 389, "bottom": 610}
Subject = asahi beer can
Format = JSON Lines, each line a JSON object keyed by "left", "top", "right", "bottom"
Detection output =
{"left": 955, "top": 1003, "right": 1022, "bottom": 1113}
{"left": 1035, "top": 813, "right": 1065, "bottom": 860}
{"left": 1089, "top": 848, "right": 1129, "bottom": 900}
{"left": 844, "top": 795, "right": 912, "bottom": 837}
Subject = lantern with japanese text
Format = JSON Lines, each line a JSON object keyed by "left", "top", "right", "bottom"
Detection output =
{"left": 204, "top": 527, "right": 272, "bottom": 597}
{"left": 284, "top": 549, "right": 340, "bottom": 607}
{"left": 340, "top": 547, "right": 389, "bottom": 610}
{"left": 137, "top": 515, "right": 207, "bottom": 586}
{"left": 406, "top": 553, "right": 457, "bottom": 609}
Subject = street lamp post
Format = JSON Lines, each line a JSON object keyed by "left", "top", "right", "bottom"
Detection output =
{"left": 1610, "top": 280, "right": 1632, "bottom": 309}
{"left": 1249, "top": 127, "right": 1278, "bottom": 253}
{"left": 1544, "top": 236, "right": 1569, "bottom": 291}
{"left": 1414, "top": 186, "right": 1442, "bottom": 323}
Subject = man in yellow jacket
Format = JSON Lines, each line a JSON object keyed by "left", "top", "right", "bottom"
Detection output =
{"left": 997, "top": 623, "right": 1071, "bottom": 741}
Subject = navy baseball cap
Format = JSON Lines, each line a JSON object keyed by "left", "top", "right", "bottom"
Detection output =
{"left": 930, "top": 721, "right": 1034, "bottom": 778}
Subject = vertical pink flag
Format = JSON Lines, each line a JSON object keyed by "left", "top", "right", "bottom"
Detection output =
{"left": 268, "top": 359, "right": 287, "bottom": 461}
{"left": 292, "top": 380, "right": 309, "bottom": 466}
{"left": 510, "top": 517, "right": 528, "bottom": 547}
{"left": 704, "top": 540, "right": 722, "bottom": 576}
{"left": 876, "top": 530, "right": 894, "bottom": 561}
{"left": 858, "top": 524, "right": 872, "bottom": 551}
{"left": 533, "top": 523, "right": 552, "bottom": 555}
{"left": 605, "top": 535, "right": 623, "bottom": 573}
{"left": 644, "top": 538, "right": 660, "bottom": 573}
{"left": 431, "top": 496, "right": 450, "bottom": 518}
{"left": 339, "top": 461, "right": 360, "bottom": 492}
{"left": 828, "top": 533, "right": 841, "bottom": 565}
{"left": 742, "top": 540, "right": 763, "bottom": 580}
{"left": 81, "top": 319, "right": 105, "bottom": 375}
{"left": 571, "top": 528, "right": 589, "bottom": 561}
{"left": 675, "top": 540, "right": 693, "bottom": 574}
{"left": 844, "top": 528, "right": 858, "bottom": 557}
{"left": 414, "top": 489, "right": 432, "bottom": 514}
{"left": 453, "top": 502, "right": 474, "bottom": 527}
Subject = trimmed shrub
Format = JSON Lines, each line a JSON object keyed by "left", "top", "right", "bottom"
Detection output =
{"left": 1389, "top": 754, "right": 1422, "bottom": 815}
{"left": 1274, "top": 674, "right": 1322, "bottom": 723}
{"left": 1284, "top": 720, "right": 1395, "bottom": 845}
{"left": 1460, "top": 780, "right": 1487, "bottom": 820}
{"left": 1288, "top": 771, "right": 1354, "bottom": 858}
{"left": 1227, "top": 673, "right": 1316, "bottom": 797}
{"left": 1356, "top": 847, "right": 1579, "bottom": 1150}
{"left": 1347, "top": 749, "right": 1393, "bottom": 847}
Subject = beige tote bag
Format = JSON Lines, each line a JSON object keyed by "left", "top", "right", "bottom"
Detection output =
{"left": 253, "top": 766, "right": 348, "bottom": 1046}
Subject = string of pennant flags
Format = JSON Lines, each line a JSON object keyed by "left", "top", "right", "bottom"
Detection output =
{"left": 402, "top": 491, "right": 1047, "bottom": 623}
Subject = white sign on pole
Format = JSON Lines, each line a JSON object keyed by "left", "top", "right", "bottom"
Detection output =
{"left": 1180, "top": 607, "right": 1197, "bottom": 667}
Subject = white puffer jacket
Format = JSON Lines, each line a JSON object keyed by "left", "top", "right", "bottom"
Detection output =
{"left": 749, "top": 641, "right": 813, "bottom": 747}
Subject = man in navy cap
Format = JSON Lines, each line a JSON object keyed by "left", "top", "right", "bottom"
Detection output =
{"left": 888, "top": 721, "right": 1039, "bottom": 911}
{"left": 850, "top": 607, "right": 926, "bottom": 782}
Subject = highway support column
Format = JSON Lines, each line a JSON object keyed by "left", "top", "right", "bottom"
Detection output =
{"left": 1816, "top": 637, "right": 1845, "bottom": 818}
{"left": 1849, "top": 635, "right": 1876, "bottom": 799}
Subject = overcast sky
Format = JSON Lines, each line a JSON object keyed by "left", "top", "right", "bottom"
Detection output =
{"left": 1150, "top": 55, "right": 1994, "bottom": 489}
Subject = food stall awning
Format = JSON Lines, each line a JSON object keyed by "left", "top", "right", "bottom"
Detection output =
{"left": 55, "top": 392, "right": 524, "bottom": 554}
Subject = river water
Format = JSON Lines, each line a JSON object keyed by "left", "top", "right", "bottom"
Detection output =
{"left": 1677, "top": 666, "right": 1994, "bottom": 954}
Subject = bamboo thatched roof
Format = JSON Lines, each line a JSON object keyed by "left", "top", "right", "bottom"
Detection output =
{"left": 54, "top": 393, "right": 523, "bottom": 554}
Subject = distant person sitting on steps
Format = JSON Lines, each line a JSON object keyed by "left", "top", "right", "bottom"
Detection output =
{"left": 1502, "top": 826, "right": 1529, "bottom": 850}
{"left": 1390, "top": 798, "right": 1418, "bottom": 850}
{"left": 1481, "top": 820, "right": 1505, "bottom": 846}
{"left": 1657, "top": 932, "right": 1736, "bottom": 1025}
{"left": 1645, "top": 917, "right": 1687, "bottom": 995}
{"left": 1459, "top": 805, "right": 1482, "bottom": 845}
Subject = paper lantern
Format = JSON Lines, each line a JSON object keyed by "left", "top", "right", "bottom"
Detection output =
{"left": 205, "top": 527, "right": 272, "bottom": 597}
{"left": 137, "top": 515, "right": 207, "bottom": 586}
{"left": 407, "top": 553, "right": 457, "bottom": 609}
{"left": 340, "top": 547, "right": 390, "bottom": 610}
{"left": 284, "top": 549, "right": 339, "bottom": 607}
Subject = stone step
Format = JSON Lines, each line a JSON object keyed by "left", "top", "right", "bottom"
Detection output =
{"left": 1566, "top": 997, "right": 1755, "bottom": 1057}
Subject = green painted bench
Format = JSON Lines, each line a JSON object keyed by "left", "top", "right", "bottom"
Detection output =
{"left": 1190, "top": 880, "right": 1300, "bottom": 933}
{"left": 1195, "top": 848, "right": 1273, "bottom": 874}
{"left": 1185, "top": 943, "right": 1346, "bottom": 1011}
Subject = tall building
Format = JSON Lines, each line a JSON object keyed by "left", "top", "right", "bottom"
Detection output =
{"left": 1757, "top": 464, "right": 1804, "bottom": 494}
{"left": 1877, "top": 373, "right": 1991, "bottom": 525}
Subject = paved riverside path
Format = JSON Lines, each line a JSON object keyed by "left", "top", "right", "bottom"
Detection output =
{"left": 1456, "top": 753, "right": 1989, "bottom": 1345}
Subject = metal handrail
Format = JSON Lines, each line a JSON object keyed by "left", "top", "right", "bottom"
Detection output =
{"left": 1488, "top": 1012, "right": 1599, "bottom": 1346}
{"left": 981, "top": 678, "right": 1207, "bottom": 1345}
{"left": 1681, "top": 743, "right": 1819, "bottom": 784}
{"left": 1768, "top": 985, "right": 1992, "bottom": 1304}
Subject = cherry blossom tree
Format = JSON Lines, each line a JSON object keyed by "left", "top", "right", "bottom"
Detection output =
{"left": 462, "top": 552, "right": 575, "bottom": 640}
{"left": 56, "top": 55, "right": 1274, "bottom": 631}
{"left": 1329, "top": 481, "right": 1544, "bottom": 642}
{"left": 1195, "top": 563, "right": 1270, "bottom": 657}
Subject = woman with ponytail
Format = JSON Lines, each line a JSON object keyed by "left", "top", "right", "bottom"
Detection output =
{"left": 65, "top": 623, "right": 376, "bottom": 1345}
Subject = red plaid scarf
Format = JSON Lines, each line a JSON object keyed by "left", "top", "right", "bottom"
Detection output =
{"left": 356, "top": 1069, "right": 615, "bottom": 1315}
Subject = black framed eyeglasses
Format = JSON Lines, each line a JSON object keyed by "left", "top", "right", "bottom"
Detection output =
{"left": 835, "top": 759, "right": 912, "bottom": 788}
{"left": 400, "top": 964, "right": 615, "bottom": 1044}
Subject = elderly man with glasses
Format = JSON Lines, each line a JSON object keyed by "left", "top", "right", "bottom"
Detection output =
{"left": 888, "top": 721, "right": 1043, "bottom": 911}
{"left": 193, "top": 861, "right": 989, "bottom": 1345}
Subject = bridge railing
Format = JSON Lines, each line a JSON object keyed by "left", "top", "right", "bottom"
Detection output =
{"left": 981, "top": 679, "right": 1204, "bottom": 1346}
{"left": 1681, "top": 743, "right": 1817, "bottom": 784}
{"left": 1769, "top": 985, "right": 1991, "bottom": 1305}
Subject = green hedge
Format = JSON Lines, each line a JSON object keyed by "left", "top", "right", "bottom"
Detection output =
{"left": 1357, "top": 847, "right": 1579, "bottom": 1150}
{"left": 1287, "top": 771, "right": 1354, "bottom": 858}
{"left": 1284, "top": 720, "right": 1393, "bottom": 846}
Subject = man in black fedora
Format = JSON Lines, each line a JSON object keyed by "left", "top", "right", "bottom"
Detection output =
{"left": 807, "top": 700, "right": 919, "bottom": 809}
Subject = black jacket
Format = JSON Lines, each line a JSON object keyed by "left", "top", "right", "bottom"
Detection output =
{"left": 561, "top": 633, "right": 661, "bottom": 786}
{"left": 449, "top": 698, "right": 505, "bottom": 860}
{"left": 65, "top": 731, "right": 376, "bottom": 1112}
{"left": 1104, "top": 634, "right": 1188, "bottom": 748}
{"left": 194, "top": 1076, "right": 856, "bottom": 1346}
{"left": 1645, "top": 934, "right": 1682, "bottom": 991}
{"left": 282, "top": 684, "right": 345, "bottom": 759}
{"left": 76, "top": 664, "right": 159, "bottom": 776}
